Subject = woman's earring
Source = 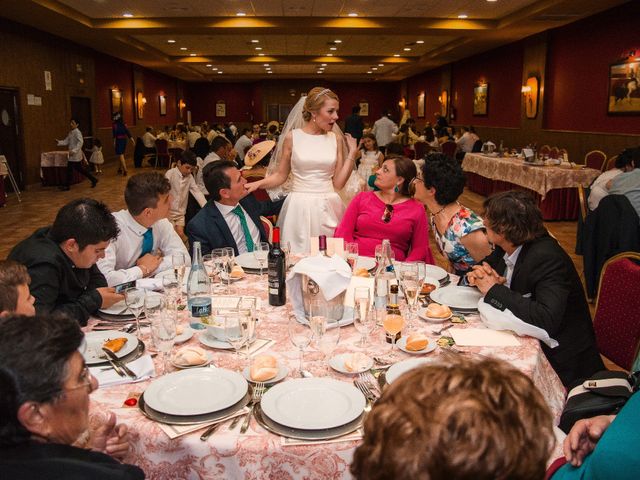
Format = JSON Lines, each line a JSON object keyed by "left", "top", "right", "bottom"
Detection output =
{"left": 394, "top": 184, "right": 399, "bottom": 193}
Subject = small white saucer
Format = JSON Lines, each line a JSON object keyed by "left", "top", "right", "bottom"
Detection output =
{"left": 197, "top": 333, "right": 234, "bottom": 350}
{"left": 174, "top": 326, "right": 194, "bottom": 344}
{"left": 170, "top": 350, "right": 213, "bottom": 369}
{"left": 418, "top": 307, "right": 453, "bottom": 323}
{"left": 397, "top": 336, "right": 437, "bottom": 355}
{"left": 329, "top": 353, "right": 373, "bottom": 374}
{"left": 242, "top": 364, "right": 289, "bottom": 385}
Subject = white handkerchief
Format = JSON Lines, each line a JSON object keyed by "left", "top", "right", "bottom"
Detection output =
{"left": 90, "top": 355, "right": 156, "bottom": 388}
{"left": 449, "top": 328, "right": 520, "bottom": 347}
{"left": 136, "top": 278, "right": 163, "bottom": 291}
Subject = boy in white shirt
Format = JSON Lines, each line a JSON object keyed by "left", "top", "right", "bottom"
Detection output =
{"left": 165, "top": 151, "right": 207, "bottom": 242}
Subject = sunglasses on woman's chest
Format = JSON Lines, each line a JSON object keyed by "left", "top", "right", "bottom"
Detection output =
{"left": 381, "top": 204, "right": 394, "bottom": 223}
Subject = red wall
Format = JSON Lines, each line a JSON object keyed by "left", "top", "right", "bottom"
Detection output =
{"left": 407, "top": 67, "right": 447, "bottom": 126}
{"left": 332, "top": 82, "right": 401, "bottom": 126}
{"left": 142, "top": 69, "right": 178, "bottom": 127}
{"left": 451, "top": 42, "right": 523, "bottom": 128}
{"left": 95, "top": 55, "right": 134, "bottom": 128}
{"left": 186, "top": 82, "right": 254, "bottom": 124}
{"left": 545, "top": 3, "right": 640, "bottom": 134}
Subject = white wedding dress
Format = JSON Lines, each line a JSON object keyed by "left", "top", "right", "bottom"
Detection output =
{"left": 277, "top": 129, "right": 345, "bottom": 254}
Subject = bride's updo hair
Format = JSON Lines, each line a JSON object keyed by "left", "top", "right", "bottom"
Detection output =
{"left": 302, "top": 87, "right": 339, "bottom": 122}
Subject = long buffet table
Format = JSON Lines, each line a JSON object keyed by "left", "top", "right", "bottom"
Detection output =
{"left": 87, "top": 271, "right": 566, "bottom": 479}
{"left": 462, "top": 153, "right": 600, "bottom": 220}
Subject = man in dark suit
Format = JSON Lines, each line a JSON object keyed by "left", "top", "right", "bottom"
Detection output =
{"left": 467, "top": 190, "right": 604, "bottom": 387}
{"left": 344, "top": 105, "right": 364, "bottom": 144}
{"left": 186, "top": 160, "right": 284, "bottom": 256}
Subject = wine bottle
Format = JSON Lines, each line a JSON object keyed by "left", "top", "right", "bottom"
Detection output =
{"left": 268, "top": 227, "right": 286, "bottom": 306}
{"left": 186, "top": 241, "right": 211, "bottom": 330}
{"left": 318, "top": 235, "right": 329, "bottom": 256}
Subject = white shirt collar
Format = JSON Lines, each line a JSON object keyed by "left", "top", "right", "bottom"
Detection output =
{"left": 214, "top": 201, "right": 240, "bottom": 216}
{"left": 503, "top": 245, "right": 523, "bottom": 269}
{"left": 122, "top": 209, "right": 149, "bottom": 236}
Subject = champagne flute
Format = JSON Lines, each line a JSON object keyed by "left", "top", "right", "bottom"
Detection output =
{"left": 124, "top": 287, "right": 145, "bottom": 340}
{"left": 288, "top": 314, "right": 313, "bottom": 377}
{"left": 225, "top": 311, "right": 249, "bottom": 370}
{"left": 383, "top": 310, "right": 404, "bottom": 359}
{"left": 172, "top": 253, "right": 187, "bottom": 300}
{"left": 346, "top": 242, "right": 359, "bottom": 271}
{"left": 398, "top": 263, "right": 421, "bottom": 329}
{"left": 253, "top": 242, "right": 270, "bottom": 278}
{"left": 308, "top": 299, "right": 328, "bottom": 340}
{"left": 354, "top": 300, "right": 375, "bottom": 348}
{"left": 150, "top": 311, "right": 177, "bottom": 375}
{"left": 223, "top": 247, "right": 235, "bottom": 293}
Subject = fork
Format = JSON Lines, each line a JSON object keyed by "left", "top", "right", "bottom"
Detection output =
{"left": 240, "top": 382, "right": 266, "bottom": 434}
{"left": 353, "top": 380, "right": 376, "bottom": 413}
{"left": 431, "top": 324, "right": 453, "bottom": 336}
{"left": 359, "top": 372, "right": 382, "bottom": 397}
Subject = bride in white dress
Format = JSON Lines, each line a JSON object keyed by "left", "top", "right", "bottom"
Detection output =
{"left": 246, "top": 87, "right": 358, "bottom": 253}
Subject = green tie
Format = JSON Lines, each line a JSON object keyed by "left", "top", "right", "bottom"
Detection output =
{"left": 231, "top": 205, "right": 255, "bottom": 252}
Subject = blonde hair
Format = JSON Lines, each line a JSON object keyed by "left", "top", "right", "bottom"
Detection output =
{"left": 302, "top": 87, "right": 339, "bottom": 122}
{"left": 351, "top": 354, "right": 555, "bottom": 480}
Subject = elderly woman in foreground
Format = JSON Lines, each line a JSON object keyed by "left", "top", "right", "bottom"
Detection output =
{"left": 0, "top": 313, "right": 144, "bottom": 479}
{"left": 350, "top": 355, "right": 555, "bottom": 480}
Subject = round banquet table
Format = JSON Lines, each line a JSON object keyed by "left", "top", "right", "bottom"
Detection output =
{"left": 86, "top": 269, "right": 566, "bottom": 479}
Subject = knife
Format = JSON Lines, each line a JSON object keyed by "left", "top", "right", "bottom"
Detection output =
{"left": 103, "top": 357, "right": 126, "bottom": 377}
{"left": 102, "top": 347, "right": 137, "bottom": 379}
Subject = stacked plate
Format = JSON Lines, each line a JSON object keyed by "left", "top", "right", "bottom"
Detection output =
{"left": 429, "top": 285, "right": 483, "bottom": 313}
{"left": 255, "top": 378, "right": 366, "bottom": 440}
{"left": 83, "top": 330, "right": 143, "bottom": 366}
{"left": 424, "top": 264, "right": 450, "bottom": 286}
{"left": 386, "top": 358, "right": 440, "bottom": 384}
{"left": 235, "top": 252, "right": 265, "bottom": 274}
{"left": 98, "top": 299, "right": 135, "bottom": 321}
{"left": 139, "top": 368, "right": 250, "bottom": 425}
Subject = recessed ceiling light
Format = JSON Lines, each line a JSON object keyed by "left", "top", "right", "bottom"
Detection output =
{"left": 321, "top": 63, "right": 327, "bottom": 66}
{"left": 458, "top": 14, "right": 468, "bottom": 19}
{"left": 263, "top": 63, "right": 270, "bottom": 66}
{"left": 326, "top": 53, "right": 333, "bottom": 56}
{"left": 330, "top": 47, "right": 337, "bottom": 51}
{"left": 206, "top": 64, "right": 212, "bottom": 67}
{"left": 255, "top": 47, "right": 262, "bottom": 51}
{"left": 122, "top": 13, "right": 133, "bottom": 18}
{"left": 367, "top": 71, "right": 372, "bottom": 74}
{"left": 258, "top": 53, "right": 265, "bottom": 56}
{"left": 218, "top": 71, "right": 223, "bottom": 74}
{"left": 167, "top": 39, "right": 176, "bottom": 44}
{"left": 416, "top": 40, "right": 425, "bottom": 44}
{"left": 212, "top": 67, "right": 218, "bottom": 71}
{"left": 348, "top": 12, "right": 358, "bottom": 17}
{"left": 189, "top": 53, "right": 197, "bottom": 57}
{"left": 486, "top": 0, "right": 498, "bottom": 2}
{"left": 372, "top": 67, "right": 378, "bottom": 70}
{"left": 403, "top": 47, "right": 411, "bottom": 51}
{"left": 378, "top": 63, "right": 384, "bottom": 67}
{"left": 268, "top": 71, "right": 273, "bottom": 74}
{"left": 180, "top": 47, "right": 188, "bottom": 51}
{"left": 393, "top": 54, "right": 400, "bottom": 57}
{"left": 251, "top": 39, "right": 259, "bottom": 43}
{"left": 236, "top": 12, "right": 246, "bottom": 16}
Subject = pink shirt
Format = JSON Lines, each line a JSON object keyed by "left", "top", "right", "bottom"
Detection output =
{"left": 335, "top": 191, "right": 434, "bottom": 263}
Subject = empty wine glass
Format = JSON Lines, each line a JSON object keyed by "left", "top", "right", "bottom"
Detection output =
{"left": 317, "top": 321, "right": 340, "bottom": 373}
{"left": 346, "top": 242, "right": 359, "bottom": 270}
{"left": 288, "top": 314, "right": 313, "bottom": 377}
{"left": 202, "top": 253, "right": 219, "bottom": 294}
{"left": 172, "top": 253, "right": 187, "bottom": 300}
{"left": 144, "top": 293, "right": 165, "bottom": 340}
{"left": 354, "top": 301, "right": 375, "bottom": 348}
{"left": 223, "top": 247, "right": 235, "bottom": 293}
{"left": 211, "top": 248, "right": 226, "bottom": 293}
{"left": 124, "top": 287, "right": 145, "bottom": 340}
{"left": 253, "top": 242, "right": 270, "bottom": 278}
{"left": 225, "top": 312, "right": 249, "bottom": 370}
{"left": 150, "top": 311, "right": 177, "bottom": 375}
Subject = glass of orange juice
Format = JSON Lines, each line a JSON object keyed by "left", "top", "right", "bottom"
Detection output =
{"left": 383, "top": 311, "right": 405, "bottom": 357}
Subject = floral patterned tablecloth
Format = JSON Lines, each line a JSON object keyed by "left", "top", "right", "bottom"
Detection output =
{"left": 462, "top": 153, "right": 600, "bottom": 199}
{"left": 87, "top": 272, "right": 566, "bottom": 479}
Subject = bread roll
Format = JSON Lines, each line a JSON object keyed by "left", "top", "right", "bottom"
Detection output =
{"left": 354, "top": 268, "right": 370, "bottom": 278}
{"left": 344, "top": 352, "right": 370, "bottom": 372}
{"left": 426, "top": 303, "right": 452, "bottom": 319}
{"left": 103, "top": 337, "right": 127, "bottom": 353}
{"left": 250, "top": 354, "right": 278, "bottom": 381}
{"left": 405, "top": 334, "right": 429, "bottom": 351}
{"left": 173, "top": 346, "right": 208, "bottom": 366}
{"left": 176, "top": 324, "right": 185, "bottom": 335}
{"left": 230, "top": 265, "right": 245, "bottom": 278}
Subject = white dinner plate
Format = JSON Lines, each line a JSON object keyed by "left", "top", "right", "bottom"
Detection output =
{"left": 329, "top": 353, "right": 374, "bottom": 374}
{"left": 83, "top": 330, "right": 139, "bottom": 365}
{"left": 242, "top": 364, "right": 289, "bottom": 385}
{"left": 170, "top": 350, "right": 213, "bottom": 369}
{"left": 417, "top": 307, "right": 453, "bottom": 323}
{"left": 99, "top": 292, "right": 163, "bottom": 316}
{"left": 174, "top": 325, "right": 194, "bottom": 344}
{"left": 354, "top": 256, "right": 377, "bottom": 272}
{"left": 429, "top": 286, "right": 482, "bottom": 311}
{"left": 144, "top": 368, "right": 248, "bottom": 416}
{"left": 421, "top": 276, "right": 440, "bottom": 294}
{"left": 397, "top": 337, "right": 437, "bottom": 355}
{"left": 197, "top": 332, "right": 234, "bottom": 350}
{"left": 386, "top": 358, "right": 437, "bottom": 384}
{"left": 261, "top": 378, "right": 366, "bottom": 430}
{"left": 235, "top": 252, "right": 265, "bottom": 270}
{"left": 424, "top": 264, "right": 448, "bottom": 282}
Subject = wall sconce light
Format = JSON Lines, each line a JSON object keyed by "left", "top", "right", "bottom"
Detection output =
{"left": 142, "top": 97, "right": 147, "bottom": 105}
{"left": 179, "top": 99, "right": 186, "bottom": 109}
{"left": 398, "top": 97, "right": 406, "bottom": 108}
{"left": 521, "top": 85, "right": 532, "bottom": 96}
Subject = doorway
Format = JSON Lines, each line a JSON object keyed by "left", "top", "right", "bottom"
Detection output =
{"left": 0, "top": 88, "right": 23, "bottom": 190}
{"left": 70, "top": 96, "right": 93, "bottom": 147}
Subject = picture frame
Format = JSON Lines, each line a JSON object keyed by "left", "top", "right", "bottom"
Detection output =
{"left": 473, "top": 83, "right": 489, "bottom": 116}
{"left": 607, "top": 61, "right": 640, "bottom": 115}
{"left": 110, "top": 88, "right": 122, "bottom": 118}
{"left": 417, "top": 92, "right": 425, "bottom": 118}
{"left": 159, "top": 95, "right": 167, "bottom": 116}
{"left": 359, "top": 101, "right": 369, "bottom": 117}
{"left": 216, "top": 100, "right": 226, "bottom": 117}
{"left": 136, "top": 91, "right": 145, "bottom": 119}
{"left": 523, "top": 76, "right": 539, "bottom": 119}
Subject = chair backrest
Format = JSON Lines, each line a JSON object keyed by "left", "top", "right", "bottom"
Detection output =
{"left": 584, "top": 150, "right": 607, "bottom": 170}
{"left": 245, "top": 175, "right": 270, "bottom": 202}
{"left": 260, "top": 216, "right": 274, "bottom": 243}
{"left": 441, "top": 141, "right": 457, "bottom": 159}
{"left": 577, "top": 183, "right": 588, "bottom": 223}
{"left": 603, "top": 155, "right": 618, "bottom": 171}
{"left": 539, "top": 145, "right": 551, "bottom": 156}
{"left": 155, "top": 138, "right": 169, "bottom": 154}
{"left": 471, "top": 139, "right": 483, "bottom": 153}
{"left": 549, "top": 147, "right": 560, "bottom": 159}
{"left": 593, "top": 251, "right": 640, "bottom": 370}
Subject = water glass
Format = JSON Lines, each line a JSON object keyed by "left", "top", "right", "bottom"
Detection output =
{"left": 211, "top": 248, "right": 226, "bottom": 293}
{"left": 253, "top": 242, "right": 270, "bottom": 278}
{"left": 354, "top": 301, "right": 375, "bottom": 347}
{"left": 288, "top": 314, "right": 312, "bottom": 377}
{"left": 144, "top": 294, "right": 165, "bottom": 339}
{"left": 202, "top": 253, "right": 219, "bottom": 293}
{"left": 150, "top": 311, "right": 177, "bottom": 375}
{"left": 124, "top": 287, "right": 145, "bottom": 340}
{"left": 346, "top": 242, "right": 359, "bottom": 270}
{"left": 172, "top": 253, "right": 187, "bottom": 288}
{"left": 223, "top": 247, "right": 235, "bottom": 293}
{"left": 225, "top": 312, "right": 249, "bottom": 370}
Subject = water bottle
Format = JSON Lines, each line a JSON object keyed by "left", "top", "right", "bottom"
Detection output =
{"left": 186, "top": 241, "right": 211, "bottom": 330}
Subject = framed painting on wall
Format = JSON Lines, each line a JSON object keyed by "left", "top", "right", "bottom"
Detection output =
{"left": 607, "top": 61, "right": 640, "bottom": 115}
{"left": 417, "top": 92, "right": 425, "bottom": 118}
{"left": 216, "top": 100, "right": 226, "bottom": 117}
{"left": 136, "top": 91, "right": 145, "bottom": 119}
{"left": 159, "top": 95, "right": 167, "bottom": 116}
{"left": 110, "top": 88, "right": 122, "bottom": 118}
{"left": 359, "top": 101, "right": 369, "bottom": 116}
{"left": 473, "top": 84, "right": 489, "bottom": 116}
{"left": 523, "top": 76, "right": 539, "bottom": 119}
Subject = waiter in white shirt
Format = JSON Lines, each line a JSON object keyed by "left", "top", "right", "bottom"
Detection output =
{"left": 56, "top": 118, "right": 97, "bottom": 191}
{"left": 97, "top": 172, "right": 190, "bottom": 286}
{"left": 371, "top": 110, "right": 398, "bottom": 153}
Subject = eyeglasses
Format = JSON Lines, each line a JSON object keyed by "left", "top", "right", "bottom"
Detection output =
{"left": 381, "top": 204, "right": 394, "bottom": 223}
{"left": 60, "top": 366, "right": 95, "bottom": 395}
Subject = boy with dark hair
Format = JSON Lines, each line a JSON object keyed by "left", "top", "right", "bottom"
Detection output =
{"left": 0, "top": 260, "right": 35, "bottom": 317}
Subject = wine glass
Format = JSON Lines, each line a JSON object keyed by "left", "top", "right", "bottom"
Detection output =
{"left": 308, "top": 299, "right": 327, "bottom": 340}
{"left": 398, "top": 263, "right": 421, "bottom": 329}
{"left": 202, "top": 253, "right": 219, "bottom": 294}
{"left": 144, "top": 294, "right": 165, "bottom": 340}
{"left": 172, "top": 253, "right": 187, "bottom": 299}
{"left": 288, "top": 314, "right": 313, "bottom": 377}
{"left": 253, "top": 242, "right": 270, "bottom": 278}
{"left": 211, "top": 248, "right": 226, "bottom": 293}
{"left": 223, "top": 247, "right": 235, "bottom": 293}
{"left": 346, "top": 242, "right": 359, "bottom": 271}
{"left": 317, "top": 321, "right": 341, "bottom": 373}
{"left": 354, "top": 304, "right": 376, "bottom": 348}
{"left": 225, "top": 312, "right": 249, "bottom": 370}
{"left": 383, "top": 310, "right": 404, "bottom": 359}
{"left": 150, "top": 311, "right": 177, "bottom": 375}
{"left": 124, "top": 287, "right": 145, "bottom": 340}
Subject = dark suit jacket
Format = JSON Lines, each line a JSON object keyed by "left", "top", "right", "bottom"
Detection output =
{"left": 186, "top": 194, "right": 284, "bottom": 256}
{"left": 482, "top": 234, "right": 604, "bottom": 387}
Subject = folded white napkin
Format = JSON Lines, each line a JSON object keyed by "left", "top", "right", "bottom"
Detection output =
{"left": 136, "top": 278, "right": 164, "bottom": 291}
{"left": 158, "top": 407, "right": 250, "bottom": 439}
{"left": 90, "top": 355, "right": 156, "bottom": 388}
{"left": 286, "top": 254, "right": 352, "bottom": 321}
{"left": 478, "top": 300, "right": 559, "bottom": 348}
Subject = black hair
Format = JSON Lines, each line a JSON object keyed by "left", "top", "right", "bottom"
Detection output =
{"left": 616, "top": 148, "right": 640, "bottom": 169}
{"left": 483, "top": 190, "right": 547, "bottom": 246}
{"left": 203, "top": 160, "right": 237, "bottom": 201}
{"left": 352, "top": 105, "right": 361, "bottom": 114}
{"left": 179, "top": 150, "right": 198, "bottom": 167}
{"left": 422, "top": 153, "right": 466, "bottom": 205}
{"left": 210, "top": 136, "right": 230, "bottom": 154}
{"left": 124, "top": 172, "right": 171, "bottom": 216}
{"left": 48, "top": 198, "right": 119, "bottom": 250}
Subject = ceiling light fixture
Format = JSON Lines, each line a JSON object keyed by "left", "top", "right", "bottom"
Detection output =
{"left": 263, "top": 63, "right": 270, "bottom": 66}
{"left": 378, "top": 63, "right": 384, "bottom": 67}
{"left": 416, "top": 40, "right": 424, "bottom": 44}
{"left": 251, "top": 39, "right": 259, "bottom": 43}
{"left": 206, "top": 64, "right": 212, "bottom": 67}
{"left": 321, "top": 63, "right": 327, "bottom": 66}
{"left": 167, "top": 39, "right": 176, "bottom": 44}
{"left": 326, "top": 53, "right": 333, "bottom": 56}
{"left": 180, "top": 47, "right": 187, "bottom": 51}
{"left": 236, "top": 12, "right": 246, "bottom": 16}
{"left": 330, "top": 47, "right": 337, "bottom": 51}
{"left": 403, "top": 47, "right": 411, "bottom": 51}
{"left": 334, "top": 40, "right": 342, "bottom": 43}
{"left": 218, "top": 71, "right": 223, "bottom": 74}
{"left": 367, "top": 71, "right": 372, "bottom": 74}
{"left": 393, "top": 54, "right": 400, "bottom": 57}
{"left": 212, "top": 67, "right": 218, "bottom": 70}
{"left": 255, "top": 47, "right": 262, "bottom": 51}
{"left": 372, "top": 67, "right": 378, "bottom": 70}
{"left": 458, "top": 14, "right": 468, "bottom": 19}
{"left": 122, "top": 13, "right": 133, "bottom": 18}
{"left": 258, "top": 53, "right": 265, "bottom": 56}
{"left": 189, "top": 53, "right": 197, "bottom": 57}
{"left": 348, "top": 12, "right": 358, "bottom": 17}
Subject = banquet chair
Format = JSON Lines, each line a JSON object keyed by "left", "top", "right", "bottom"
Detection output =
{"left": 603, "top": 155, "right": 618, "bottom": 171}
{"left": 559, "top": 148, "right": 568, "bottom": 159}
{"left": 441, "top": 141, "right": 457, "bottom": 160}
{"left": 593, "top": 251, "right": 640, "bottom": 370}
{"left": 549, "top": 147, "right": 560, "bottom": 159}
{"left": 154, "top": 139, "right": 171, "bottom": 168}
{"left": 584, "top": 150, "right": 607, "bottom": 170}
{"left": 471, "top": 139, "right": 483, "bottom": 153}
{"left": 539, "top": 145, "right": 551, "bottom": 157}
{"left": 260, "top": 216, "right": 274, "bottom": 243}
{"left": 577, "top": 184, "right": 588, "bottom": 224}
